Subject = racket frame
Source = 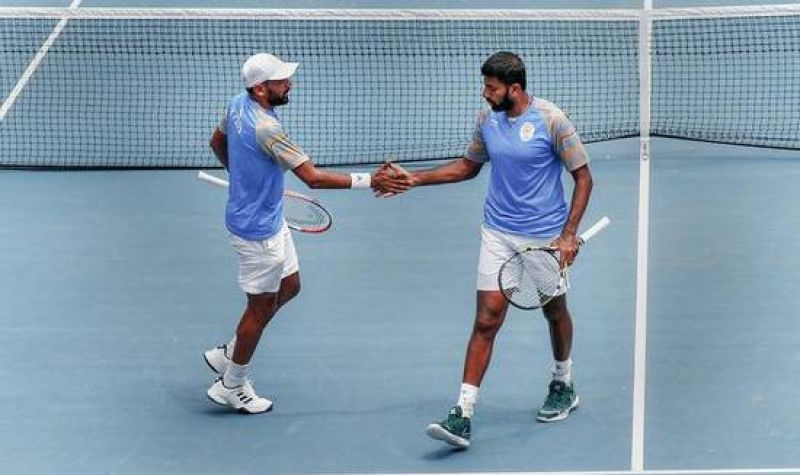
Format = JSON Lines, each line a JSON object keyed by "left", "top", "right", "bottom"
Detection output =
{"left": 197, "top": 170, "right": 332, "bottom": 233}
{"left": 498, "top": 216, "right": 611, "bottom": 310}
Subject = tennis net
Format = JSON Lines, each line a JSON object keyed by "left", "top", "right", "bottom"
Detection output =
{"left": 0, "top": 6, "right": 797, "bottom": 168}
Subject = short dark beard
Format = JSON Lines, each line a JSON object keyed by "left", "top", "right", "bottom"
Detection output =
{"left": 269, "top": 90, "right": 289, "bottom": 106}
{"left": 489, "top": 91, "right": 514, "bottom": 112}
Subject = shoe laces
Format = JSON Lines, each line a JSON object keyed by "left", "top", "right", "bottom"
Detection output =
{"left": 221, "top": 377, "right": 257, "bottom": 397}
{"left": 445, "top": 407, "right": 468, "bottom": 429}
{"left": 545, "top": 381, "right": 569, "bottom": 406}
{"left": 240, "top": 378, "right": 258, "bottom": 397}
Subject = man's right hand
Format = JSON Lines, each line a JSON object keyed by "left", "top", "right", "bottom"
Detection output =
{"left": 372, "top": 161, "right": 415, "bottom": 197}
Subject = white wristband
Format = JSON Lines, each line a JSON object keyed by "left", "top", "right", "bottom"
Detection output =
{"left": 350, "top": 172, "right": 371, "bottom": 189}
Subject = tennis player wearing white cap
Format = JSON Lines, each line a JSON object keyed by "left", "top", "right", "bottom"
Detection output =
{"left": 203, "top": 53, "right": 411, "bottom": 414}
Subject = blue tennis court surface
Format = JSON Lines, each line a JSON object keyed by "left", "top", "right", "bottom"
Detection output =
{"left": 1, "top": 0, "right": 799, "bottom": 473}
{"left": 0, "top": 150, "right": 632, "bottom": 474}
{"left": 1, "top": 139, "right": 798, "bottom": 474}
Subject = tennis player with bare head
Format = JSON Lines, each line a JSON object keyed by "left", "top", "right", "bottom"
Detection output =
{"left": 203, "top": 53, "right": 410, "bottom": 413}
{"left": 384, "top": 51, "right": 593, "bottom": 447}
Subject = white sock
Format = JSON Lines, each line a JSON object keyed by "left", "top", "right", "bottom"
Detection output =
{"left": 457, "top": 383, "right": 479, "bottom": 418}
{"left": 222, "top": 361, "right": 249, "bottom": 388}
{"left": 553, "top": 358, "right": 573, "bottom": 384}
{"left": 224, "top": 336, "right": 237, "bottom": 359}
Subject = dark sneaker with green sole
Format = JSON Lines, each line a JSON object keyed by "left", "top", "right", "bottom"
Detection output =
{"left": 537, "top": 380, "right": 580, "bottom": 422}
{"left": 426, "top": 405, "right": 471, "bottom": 449}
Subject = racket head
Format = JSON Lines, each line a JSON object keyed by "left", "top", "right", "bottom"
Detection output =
{"left": 283, "top": 189, "right": 332, "bottom": 233}
{"left": 498, "top": 246, "right": 565, "bottom": 310}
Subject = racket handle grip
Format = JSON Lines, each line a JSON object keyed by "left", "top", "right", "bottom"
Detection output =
{"left": 578, "top": 216, "right": 611, "bottom": 244}
{"left": 198, "top": 170, "right": 229, "bottom": 188}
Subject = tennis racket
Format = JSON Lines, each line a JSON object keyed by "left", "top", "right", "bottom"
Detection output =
{"left": 197, "top": 170, "right": 332, "bottom": 234}
{"left": 498, "top": 216, "right": 611, "bottom": 310}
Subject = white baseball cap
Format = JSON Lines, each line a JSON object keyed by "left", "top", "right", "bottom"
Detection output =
{"left": 241, "top": 53, "right": 299, "bottom": 88}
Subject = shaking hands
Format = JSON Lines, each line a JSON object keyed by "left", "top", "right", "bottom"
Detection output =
{"left": 371, "top": 161, "right": 416, "bottom": 197}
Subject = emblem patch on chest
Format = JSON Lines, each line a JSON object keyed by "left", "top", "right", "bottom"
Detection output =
{"left": 519, "top": 122, "right": 535, "bottom": 142}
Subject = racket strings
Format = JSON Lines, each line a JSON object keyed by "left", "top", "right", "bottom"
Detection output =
{"left": 284, "top": 197, "right": 329, "bottom": 229}
{"left": 500, "top": 249, "right": 563, "bottom": 309}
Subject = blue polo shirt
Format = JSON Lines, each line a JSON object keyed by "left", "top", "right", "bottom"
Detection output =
{"left": 217, "top": 93, "right": 309, "bottom": 240}
{"left": 465, "top": 97, "right": 589, "bottom": 237}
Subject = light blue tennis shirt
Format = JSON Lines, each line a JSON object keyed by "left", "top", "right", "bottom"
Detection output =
{"left": 218, "top": 93, "right": 309, "bottom": 240}
{"left": 465, "top": 97, "right": 589, "bottom": 238}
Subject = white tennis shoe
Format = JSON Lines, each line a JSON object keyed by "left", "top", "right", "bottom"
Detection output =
{"left": 206, "top": 378, "right": 273, "bottom": 414}
{"left": 204, "top": 344, "right": 231, "bottom": 374}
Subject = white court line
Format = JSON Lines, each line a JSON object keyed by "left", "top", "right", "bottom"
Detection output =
{"left": 0, "top": 0, "right": 83, "bottom": 121}
{"left": 632, "top": 1, "right": 653, "bottom": 472}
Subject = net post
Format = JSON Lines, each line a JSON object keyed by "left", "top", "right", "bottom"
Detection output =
{"left": 632, "top": 0, "right": 652, "bottom": 473}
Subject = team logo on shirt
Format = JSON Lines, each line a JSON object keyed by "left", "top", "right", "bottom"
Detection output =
{"left": 520, "top": 122, "right": 535, "bottom": 142}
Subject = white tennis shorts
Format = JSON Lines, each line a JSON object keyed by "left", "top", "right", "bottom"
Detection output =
{"left": 477, "top": 225, "right": 569, "bottom": 294}
{"left": 229, "top": 222, "right": 299, "bottom": 294}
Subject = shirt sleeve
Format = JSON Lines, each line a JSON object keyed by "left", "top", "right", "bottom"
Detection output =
{"left": 255, "top": 118, "right": 310, "bottom": 170}
{"left": 218, "top": 106, "right": 227, "bottom": 134}
{"left": 465, "top": 110, "right": 490, "bottom": 163}
{"left": 550, "top": 109, "right": 589, "bottom": 171}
